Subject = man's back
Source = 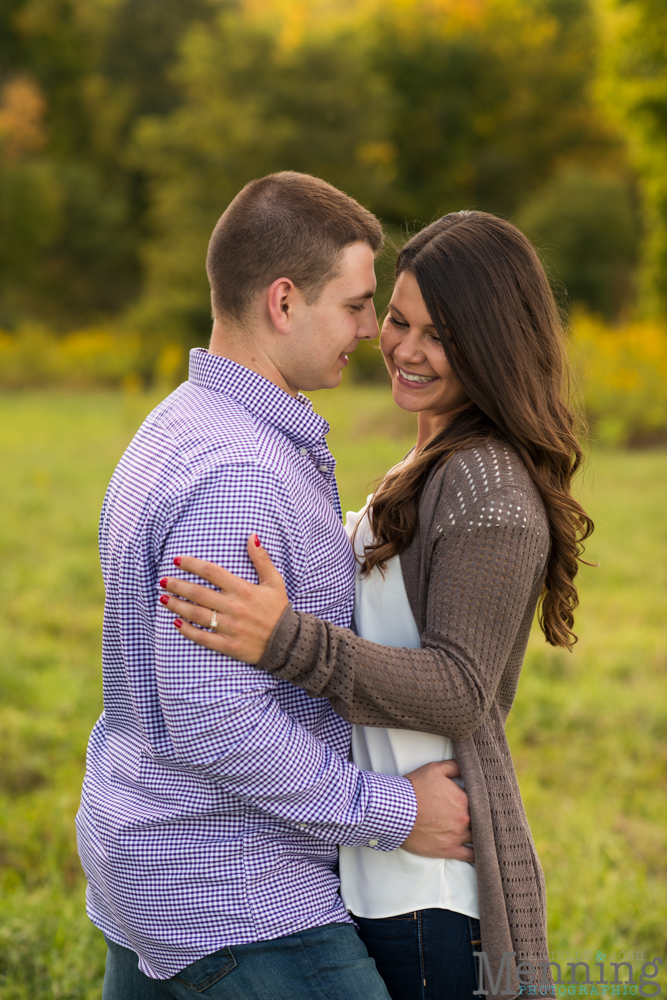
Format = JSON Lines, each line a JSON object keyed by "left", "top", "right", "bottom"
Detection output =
{"left": 77, "top": 351, "right": 414, "bottom": 979}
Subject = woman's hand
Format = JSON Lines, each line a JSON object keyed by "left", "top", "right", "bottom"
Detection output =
{"left": 158, "top": 535, "right": 289, "bottom": 663}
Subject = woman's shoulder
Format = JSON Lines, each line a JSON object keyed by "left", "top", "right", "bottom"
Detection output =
{"left": 422, "top": 439, "right": 547, "bottom": 530}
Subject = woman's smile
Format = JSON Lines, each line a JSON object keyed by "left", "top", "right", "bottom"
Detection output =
{"left": 396, "top": 367, "right": 439, "bottom": 386}
{"left": 380, "top": 270, "right": 470, "bottom": 448}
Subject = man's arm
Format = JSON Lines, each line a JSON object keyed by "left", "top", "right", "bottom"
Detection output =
{"left": 153, "top": 461, "right": 417, "bottom": 851}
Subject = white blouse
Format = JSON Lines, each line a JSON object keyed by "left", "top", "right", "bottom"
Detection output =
{"left": 338, "top": 500, "right": 479, "bottom": 920}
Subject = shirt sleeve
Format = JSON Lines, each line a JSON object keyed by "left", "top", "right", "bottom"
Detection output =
{"left": 153, "top": 462, "right": 417, "bottom": 851}
{"left": 254, "top": 482, "right": 549, "bottom": 740}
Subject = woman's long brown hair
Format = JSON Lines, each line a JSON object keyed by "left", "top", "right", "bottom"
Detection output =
{"left": 361, "top": 211, "right": 593, "bottom": 649}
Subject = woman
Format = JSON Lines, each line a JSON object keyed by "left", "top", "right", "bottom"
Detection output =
{"left": 158, "top": 212, "right": 593, "bottom": 999}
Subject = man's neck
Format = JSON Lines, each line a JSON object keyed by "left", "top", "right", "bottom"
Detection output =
{"left": 208, "top": 320, "right": 297, "bottom": 397}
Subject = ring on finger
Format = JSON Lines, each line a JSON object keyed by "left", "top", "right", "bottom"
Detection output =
{"left": 209, "top": 609, "right": 218, "bottom": 630}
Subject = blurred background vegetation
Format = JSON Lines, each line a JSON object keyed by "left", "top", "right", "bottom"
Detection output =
{"left": 0, "top": 0, "right": 666, "bottom": 442}
{"left": 1, "top": 1, "right": 666, "bottom": 997}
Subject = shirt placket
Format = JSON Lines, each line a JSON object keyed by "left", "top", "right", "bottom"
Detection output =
{"left": 298, "top": 439, "right": 340, "bottom": 518}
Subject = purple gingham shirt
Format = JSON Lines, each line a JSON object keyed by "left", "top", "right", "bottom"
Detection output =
{"left": 76, "top": 349, "right": 417, "bottom": 979}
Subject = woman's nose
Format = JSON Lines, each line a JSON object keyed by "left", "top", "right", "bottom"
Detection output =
{"left": 394, "top": 331, "right": 425, "bottom": 363}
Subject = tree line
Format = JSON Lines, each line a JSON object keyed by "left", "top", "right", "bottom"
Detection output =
{"left": 0, "top": 0, "right": 665, "bottom": 368}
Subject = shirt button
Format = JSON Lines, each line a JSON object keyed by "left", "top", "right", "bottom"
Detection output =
{"left": 298, "top": 823, "right": 307, "bottom": 830}
{"left": 367, "top": 838, "right": 379, "bottom": 847}
{"left": 318, "top": 465, "right": 328, "bottom": 473}
{"left": 299, "top": 447, "right": 308, "bottom": 457}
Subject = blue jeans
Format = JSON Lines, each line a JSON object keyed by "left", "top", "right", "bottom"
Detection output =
{"left": 102, "top": 923, "right": 392, "bottom": 999}
{"left": 353, "top": 908, "right": 481, "bottom": 1000}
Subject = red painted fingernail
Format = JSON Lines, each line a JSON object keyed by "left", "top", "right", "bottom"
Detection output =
{"left": 159, "top": 594, "right": 169, "bottom": 605}
{"left": 174, "top": 619, "right": 183, "bottom": 628}
{"left": 159, "top": 578, "right": 168, "bottom": 588}
{"left": 254, "top": 534, "right": 261, "bottom": 547}
{"left": 173, "top": 557, "right": 182, "bottom": 567}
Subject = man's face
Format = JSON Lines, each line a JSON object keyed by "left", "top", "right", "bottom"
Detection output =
{"left": 282, "top": 241, "right": 379, "bottom": 392}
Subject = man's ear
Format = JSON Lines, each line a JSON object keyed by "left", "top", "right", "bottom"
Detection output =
{"left": 266, "top": 277, "right": 297, "bottom": 335}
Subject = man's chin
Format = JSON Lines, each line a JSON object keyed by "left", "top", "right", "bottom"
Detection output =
{"left": 298, "top": 370, "right": 343, "bottom": 392}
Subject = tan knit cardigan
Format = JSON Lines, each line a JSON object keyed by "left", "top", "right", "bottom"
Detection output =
{"left": 256, "top": 441, "right": 553, "bottom": 998}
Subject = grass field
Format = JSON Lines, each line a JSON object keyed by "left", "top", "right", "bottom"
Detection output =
{"left": 0, "top": 386, "right": 665, "bottom": 998}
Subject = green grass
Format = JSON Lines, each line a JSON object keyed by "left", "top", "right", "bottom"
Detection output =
{"left": 0, "top": 387, "right": 665, "bottom": 997}
{"left": 513, "top": 449, "right": 667, "bottom": 961}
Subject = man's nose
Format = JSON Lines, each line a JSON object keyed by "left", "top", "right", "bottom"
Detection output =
{"left": 357, "top": 316, "right": 380, "bottom": 340}
{"left": 357, "top": 307, "right": 379, "bottom": 341}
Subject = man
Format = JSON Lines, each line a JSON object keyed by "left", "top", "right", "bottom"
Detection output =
{"left": 77, "top": 171, "right": 472, "bottom": 999}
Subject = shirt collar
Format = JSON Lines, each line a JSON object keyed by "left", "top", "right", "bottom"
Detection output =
{"left": 188, "top": 348, "right": 330, "bottom": 451}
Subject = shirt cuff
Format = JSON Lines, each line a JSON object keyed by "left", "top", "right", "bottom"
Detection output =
{"left": 351, "top": 771, "right": 418, "bottom": 852}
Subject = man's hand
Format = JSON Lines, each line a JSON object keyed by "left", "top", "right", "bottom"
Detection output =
{"left": 400, "top": 760, "right": 474, "bottom": 862}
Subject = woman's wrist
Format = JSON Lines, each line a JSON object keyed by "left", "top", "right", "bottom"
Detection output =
{"left": 255, "top": 603, "right": 301, "bottom": 676}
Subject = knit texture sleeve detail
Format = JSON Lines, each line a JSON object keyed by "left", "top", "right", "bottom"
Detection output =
{"left": 256, "top": 474, "right": 548, "bottom": 739}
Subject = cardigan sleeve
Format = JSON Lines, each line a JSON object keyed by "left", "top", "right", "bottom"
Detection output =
{"left": 254, "top": 477, "right": 549, "bottom": 741}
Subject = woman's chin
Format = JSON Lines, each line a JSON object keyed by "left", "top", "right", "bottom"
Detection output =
{"left": 391, "top": 383, "right": 431, "bottom": 413}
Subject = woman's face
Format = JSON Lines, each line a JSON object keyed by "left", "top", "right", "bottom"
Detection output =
{"left": 380, "top": 270, "right": 470, "bottom": 423}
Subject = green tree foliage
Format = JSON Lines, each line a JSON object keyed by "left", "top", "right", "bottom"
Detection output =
{"left": 0, "top": 0, "right": 215, "bottom": 328}
{"left": 0, "top": 78, "right": 59, "bottom": 326}
{"left": 596, "top": 0, "right": 667, "bottom": 318}
{"left": 515, "top": 165, "right": 639, "bottom": 320}
{"left": 0, "top": 0, "right": 644, "bottom": 346}
{"left": 132, "top": 0, "right": 623, "bottom": 353}
{"left": 0, "top": 1, "right": 139, "bottom": 325}
{"left": 369, "top": 0, "right": 615, "bottom": 222}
